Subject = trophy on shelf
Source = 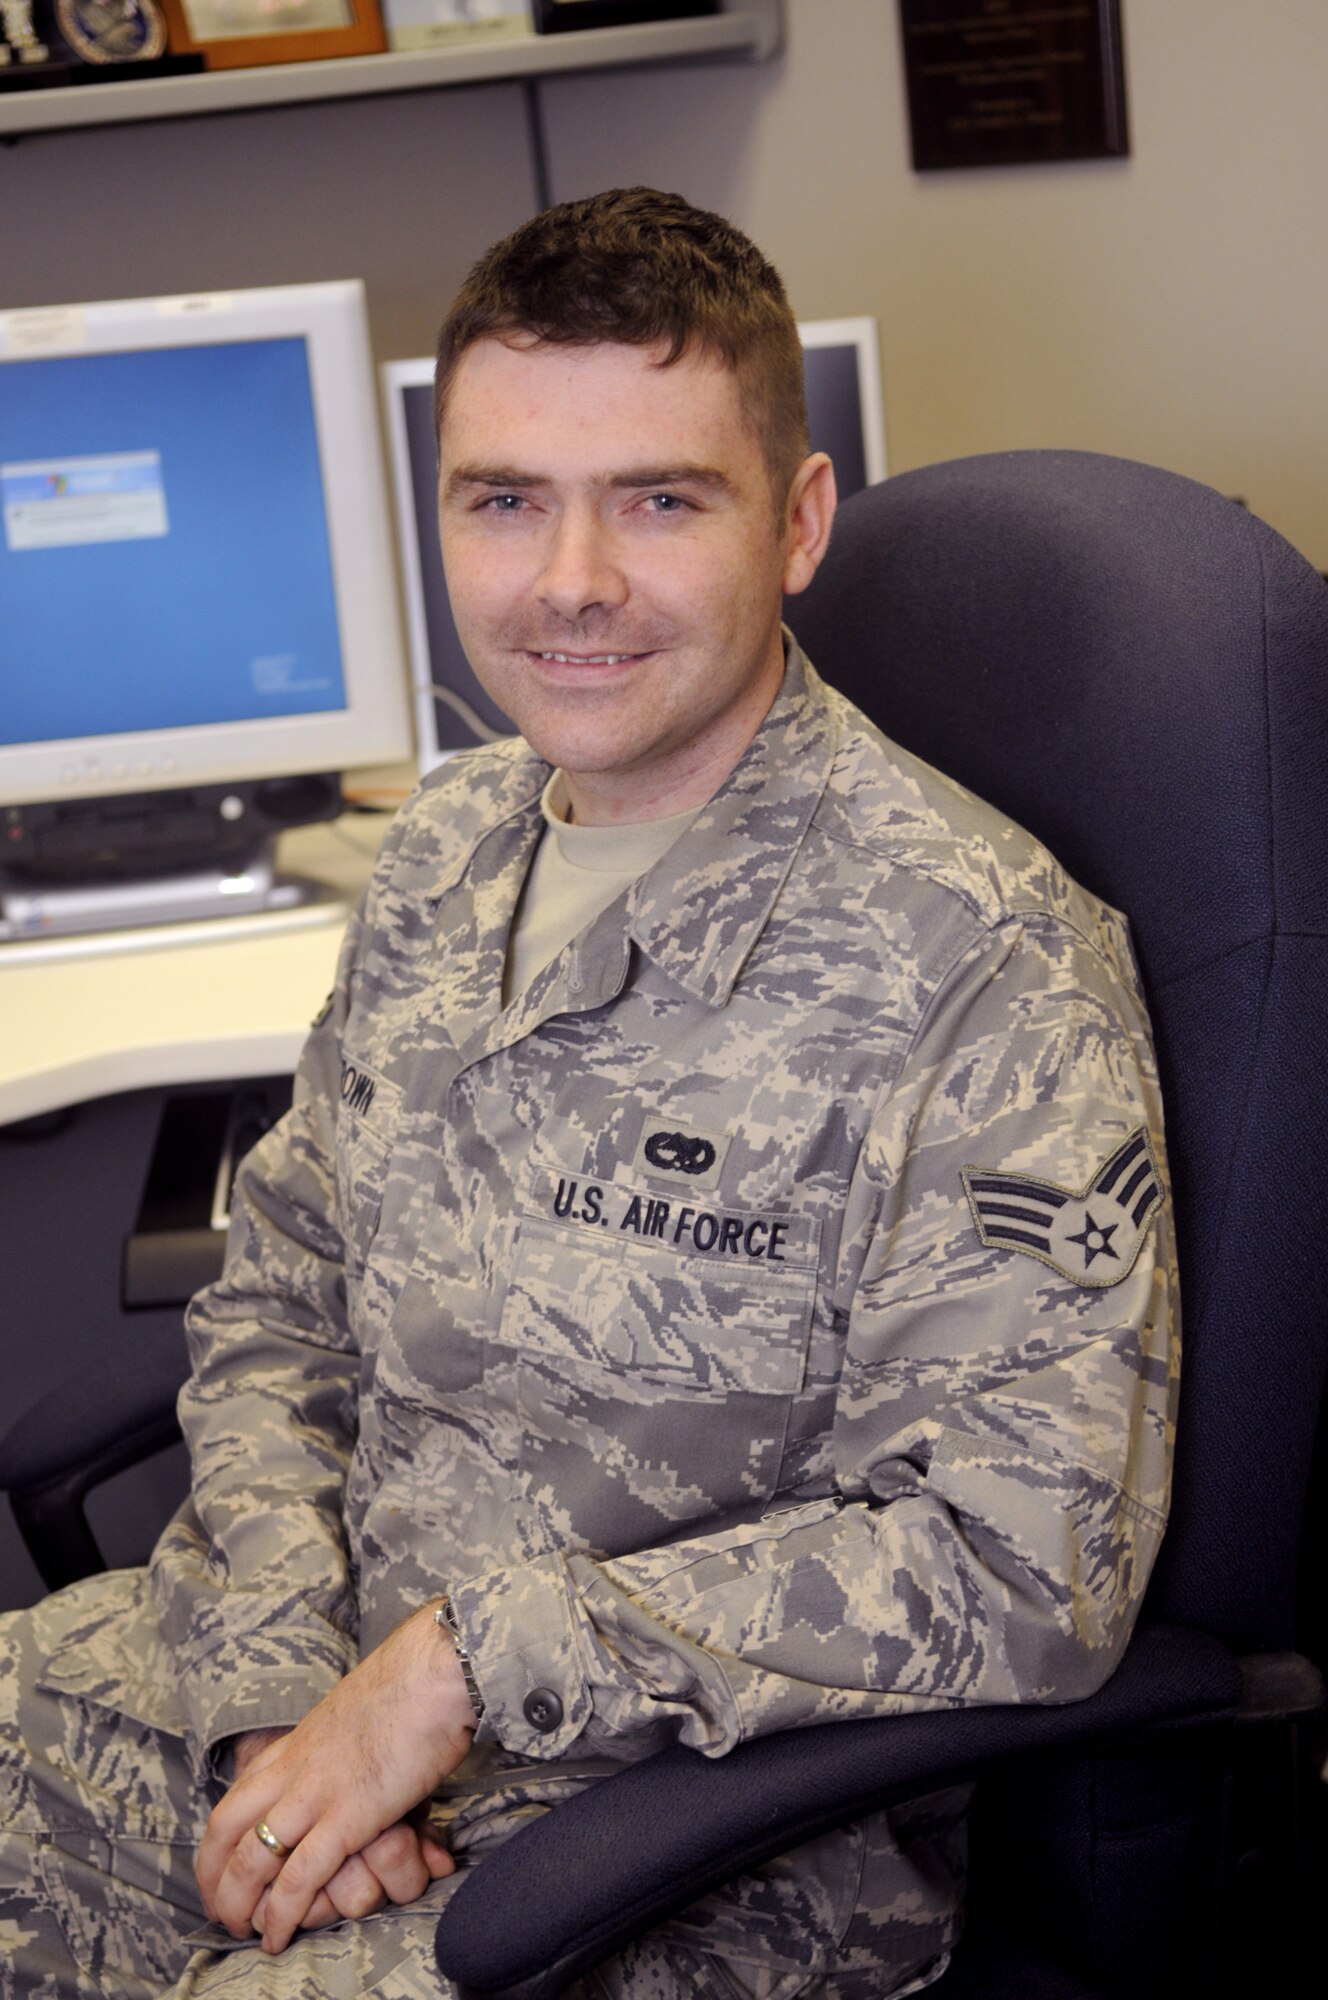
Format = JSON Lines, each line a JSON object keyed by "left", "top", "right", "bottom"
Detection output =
{"left": 1, "top": 0, "right": 52, "bottom": 69}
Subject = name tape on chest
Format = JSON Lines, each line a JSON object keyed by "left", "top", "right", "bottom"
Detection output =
{"left": 962, "top": 1128, "right": 1162, "bottom": 1289}
{"left": 530, "top": 1167, "right": 816, "bottom": 1268}
{"left": 337, "top": 1057, "right": 401, "bottom": 1137}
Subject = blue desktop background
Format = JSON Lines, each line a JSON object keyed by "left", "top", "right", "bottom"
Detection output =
{"left": 1, "top": 337, "right": 347, "bottom": 747}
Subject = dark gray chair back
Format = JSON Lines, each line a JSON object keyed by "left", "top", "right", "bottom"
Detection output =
{"left": 786, "top": 449, "right": 1328, "bottom": 1652}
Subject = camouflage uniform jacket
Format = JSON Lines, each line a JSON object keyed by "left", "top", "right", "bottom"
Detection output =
{"left": 134, "top": 638, "right": 1174, "bottom": 1958}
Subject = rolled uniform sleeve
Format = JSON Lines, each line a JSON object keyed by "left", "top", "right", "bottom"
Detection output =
{"left": 450, "top": 912, "right": 1178, "bottom": 1763}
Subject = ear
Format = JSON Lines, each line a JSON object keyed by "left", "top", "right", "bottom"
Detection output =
{"left": 781, "top": 452, "right": 837, "bottom": 597}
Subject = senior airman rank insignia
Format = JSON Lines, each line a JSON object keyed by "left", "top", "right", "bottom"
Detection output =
{"left": 961, "top": 1128, "right": 1162, "bottom": 1289}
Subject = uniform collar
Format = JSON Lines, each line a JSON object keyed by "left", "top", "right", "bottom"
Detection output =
{"left": 625, "top": 633, "right": 838, "bottom": 1008}
{"left": 436, "top": 631, "right": 837, "bottom": 1029}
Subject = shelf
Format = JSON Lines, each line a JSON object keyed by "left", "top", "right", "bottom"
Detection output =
{"left": 0, "top": 1, "right": 781, "bottom": 138}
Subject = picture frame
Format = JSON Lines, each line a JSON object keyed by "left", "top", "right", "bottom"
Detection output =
{"left": 160, "top": 0, "right": 386, "bottom": 71}
{"left": 381, "top": 0, "right": 531, "bottom": 56}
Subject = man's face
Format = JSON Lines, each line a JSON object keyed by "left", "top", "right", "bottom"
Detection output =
{"left": 437, "top": 337, "right": 832, "bottom": 823}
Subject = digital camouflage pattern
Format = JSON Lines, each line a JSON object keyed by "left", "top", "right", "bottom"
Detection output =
{"left": 0, "top": 1570, "right": 226, "bottom": 1999}
{"left": 0, "top": 1551, "right": 948, "bottom": 2000}
{"left": 0, "top": 639, "right": 1177, "bottom": 1997}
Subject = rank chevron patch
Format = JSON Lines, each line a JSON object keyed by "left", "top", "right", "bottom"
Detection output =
{"left": 961, "top": 1128, "right": 1163, "bottom": 1289}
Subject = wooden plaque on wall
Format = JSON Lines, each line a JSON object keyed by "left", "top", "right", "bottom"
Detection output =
{"left": 899, "top": 0, "right": 1129, "bottom": 171}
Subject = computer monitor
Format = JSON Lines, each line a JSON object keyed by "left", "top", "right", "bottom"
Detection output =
{"left": 382, "top": 316, "right": 888, "bottom": 774}
{"left": 0, "top": 279, "right": 411, "bottom": 941}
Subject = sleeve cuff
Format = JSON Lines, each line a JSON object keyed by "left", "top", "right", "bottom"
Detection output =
{"left": 449, "top": 1553, "right": 592, "bottom": 1760}
{"left": 182, "top": 1632, "right": 354, "bottom": 1786}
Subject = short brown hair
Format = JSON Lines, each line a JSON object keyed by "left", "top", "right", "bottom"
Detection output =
{"left": 434, "top": 187, "right": 810, "bottom": 498}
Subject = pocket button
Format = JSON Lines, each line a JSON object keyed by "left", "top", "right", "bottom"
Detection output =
{"left": 522, "top": 1688, "right": 564, "bottom": 1733}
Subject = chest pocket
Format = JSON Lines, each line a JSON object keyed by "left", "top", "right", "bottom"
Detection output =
{"left": 498, "top": 1172, "right": 820, "bottom": 1556}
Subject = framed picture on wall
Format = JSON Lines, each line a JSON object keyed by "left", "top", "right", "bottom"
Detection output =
{"left": 160, "top": 0, "right": 386, "bottom": 70}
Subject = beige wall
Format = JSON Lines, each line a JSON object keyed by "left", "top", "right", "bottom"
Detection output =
{"left": 4, "top": 0, "right": 1327, "bottom": 562}
{"left": 0, "top": 81, "right": 539, "bottom": 364}
{"left": 542, "top": 0, "right": 1328, "bottom": 566}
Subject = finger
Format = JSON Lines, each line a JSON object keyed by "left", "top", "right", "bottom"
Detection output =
{"left": 211, "top": 1808, "right": 305, "bottom": 1939}
{"left": 196, "top": 1769, "right": 289, "bottom": 1919}
{"left": 359, "top": 1822, "right": 431, "bottom": 1907}
{"left": 260, "top": 1819, "right": 354, "bottom": 1955}
{"left": 404, "top": 1803, "right": 454, "bottom": 1878}
{"left": 300, "top": 1891, "right": 342, "bottom": 1933}
{"left": 322, "top": 1850, "right": 391, "bottom": 1922}
{"left": 254, "top": 1884, "right": 341, "bottom": 1934}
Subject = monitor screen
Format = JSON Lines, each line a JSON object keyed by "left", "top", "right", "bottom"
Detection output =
{"left": 0, "top": 281, "right": 410, "bottom": 812}
{"left": 4, "top": 337, "right": 346, "bottom": 746}
{"left": 383, "top": 317, "right": 888, "bottom": 773}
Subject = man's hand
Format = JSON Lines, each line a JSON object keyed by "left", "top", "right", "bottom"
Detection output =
{"left": 225, "top": 1729, "right": 455, "bottom": 1939}
{"left": 196, "top": 1604, "right": 476, "bottom": 1954}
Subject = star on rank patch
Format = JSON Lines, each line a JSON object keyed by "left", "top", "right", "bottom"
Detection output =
{"left": 961, "top": 1128, "right": 1163, "bottom": 1288}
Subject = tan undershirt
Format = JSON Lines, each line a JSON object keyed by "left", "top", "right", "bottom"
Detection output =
{"left": 502, "top": 772, "right": 701, "bottom": 1006}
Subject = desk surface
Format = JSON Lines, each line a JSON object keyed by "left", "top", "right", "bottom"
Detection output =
{"left": 0, "top": 816, "right": 390, "bottom": 1124}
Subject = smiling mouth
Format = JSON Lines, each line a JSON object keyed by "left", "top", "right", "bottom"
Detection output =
{"left": 530, "top": 650, "right": 647, "bottom": 666}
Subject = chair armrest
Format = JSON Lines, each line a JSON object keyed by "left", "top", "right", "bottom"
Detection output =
{"left": 1235, "top": 1650, "right": 1326, "bottom": 1722}
{"left": 0, "top": 1326, "right": 188, "bottom": 1589}
{"left": 434, "top": 1624, "right": 1254, "bottom": 2000}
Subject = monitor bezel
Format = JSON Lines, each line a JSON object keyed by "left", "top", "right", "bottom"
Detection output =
{"left": 0, "top": 279, "right": 411, "bottom": 808}
{"left": 796, "top": 316, "right": 889, "bottom": 488}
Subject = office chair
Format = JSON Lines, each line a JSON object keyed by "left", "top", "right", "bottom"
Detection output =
{"left": 0, "top": 1078, "right": 290, "bottom": 1592}
{"left": 431, "top": 453, "right": 1328, "bottom": 1998}
{"left": 2, "top": 451, "right": 1324, "bottom": 1996}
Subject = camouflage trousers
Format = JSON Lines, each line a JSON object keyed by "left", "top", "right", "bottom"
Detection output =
{"left": 0, "top": 1574, "right": 954, "bottom": 2000}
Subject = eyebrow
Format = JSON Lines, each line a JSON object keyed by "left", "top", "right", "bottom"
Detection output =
{"left": 443, "top": 464, "right": 737, "bottom": 499}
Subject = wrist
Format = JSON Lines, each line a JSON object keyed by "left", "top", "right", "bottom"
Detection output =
{"left": 228, "top": 1725, "right": 291, "bottom": 1782}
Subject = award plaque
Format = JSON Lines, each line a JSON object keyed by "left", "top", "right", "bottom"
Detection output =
{"left": 56, "top": 0, "right": 167, "bottom": 60}
{"left": 1, "top": 0, "right": 203, "bottom": 85}
{"left": 160, "top": 0, "right": 386, "bottom": 70}
{"left": 898, "top": 0, "right": 1128, "bottom": 171}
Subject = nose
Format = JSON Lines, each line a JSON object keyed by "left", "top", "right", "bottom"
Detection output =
{"left": 535, "top": 505, "right": 628, "bottom": 624}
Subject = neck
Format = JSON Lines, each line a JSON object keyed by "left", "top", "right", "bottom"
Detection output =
{"left": 560, "top": 648, "right": 785, "bottom": 828}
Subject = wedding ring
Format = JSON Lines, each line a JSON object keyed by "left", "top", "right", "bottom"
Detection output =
{"left": 253, "top": 1819, "right": 291, "bottom": 1859}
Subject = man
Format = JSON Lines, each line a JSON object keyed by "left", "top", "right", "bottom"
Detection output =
{"left": 0, "top": 188, "right": 1177, "bottom": 1999}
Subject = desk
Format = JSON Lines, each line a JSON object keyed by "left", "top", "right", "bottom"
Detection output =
{"left": 0, "top": 815, "right": 389, "bottom": 1125}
